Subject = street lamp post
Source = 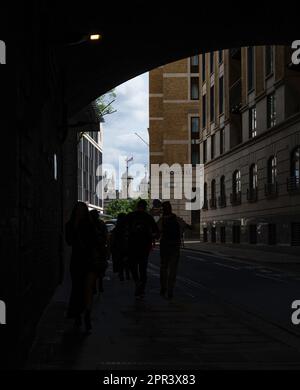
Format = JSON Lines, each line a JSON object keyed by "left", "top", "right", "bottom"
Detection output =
{"left": 134, "top": 132, "right": 149, "bottom": 146}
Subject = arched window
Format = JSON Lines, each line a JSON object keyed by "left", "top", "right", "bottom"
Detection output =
{"left": 291, "top": 147, "right": 300, "bottom": 179}
{"left": 210, "top": 179, "right": 217, "bottom": 208}
{"left": 220, "top": 176, "right": 226, "bottom": 197}
{"left": 233, "top": 170, "right": 241, "bottom": 194}
{"left": 219, "top": 176, "right": 226, "bottom": 207}
{"left": 211, "top": 179, "right": 216, "bottom": 200}
{"left": 267, "top": 156, "right": 277, "bottom": 184}
{"left": 203, "top": 182, "right": 208, "bottom": 209}
{"left": 249, "top": 164, "right": 258, "bottom": 189}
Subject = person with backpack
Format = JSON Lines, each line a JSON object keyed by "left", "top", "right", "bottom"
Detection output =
{"left": 157, "top": 201, "right": 182, "bottom": 299}
{"left": 110, "top": 213, "right": 130, "bottom": 281}
{"left": 126, "top": 199, "right": 159, "bottom": 298}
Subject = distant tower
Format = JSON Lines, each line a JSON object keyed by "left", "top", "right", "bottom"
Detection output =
{"left": 138, "top": 165, "right": 149, "bottom": 199}
{"left": 121, "top": 171, "right": 134, "bottom": 198}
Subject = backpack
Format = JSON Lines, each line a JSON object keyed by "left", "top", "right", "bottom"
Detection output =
{"left": 128, "top": 212, "right": 152, "bottom": 242}
{"left": 161, "top": 214, "right": 181, "bottom": 242}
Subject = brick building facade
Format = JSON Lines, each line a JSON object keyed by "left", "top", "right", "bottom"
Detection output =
{"left": 149, "top": 58, "right": 202, "bottom": 231}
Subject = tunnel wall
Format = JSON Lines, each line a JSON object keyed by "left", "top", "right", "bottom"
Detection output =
{"left": 0, "top": 7, "right": 78, "bottom": 368}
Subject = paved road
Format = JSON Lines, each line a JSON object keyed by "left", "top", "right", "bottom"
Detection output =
{"left": 26, "top": 248, "right": 300, "bottom": 370}
{"left": 150, "top": 248, "right": 300, "bottom": 336}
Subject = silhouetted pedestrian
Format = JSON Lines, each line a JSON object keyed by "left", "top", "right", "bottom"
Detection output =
{"left": 89, "top": 209, "right": 109, "bottom": 294}
{"left": 157, "top": 201, "right": 182, "bottom": 299}
{"left": 65, "top": 202, "right": 100, "bottom": 332}
{"left": 110, "top": 213, "right": 130, "bottom": 281}
{"left": 177, "top": 216, "right": 192, "bottom": 248}
{"left": 126, "top": 199, "right": 159, "bottom": 297}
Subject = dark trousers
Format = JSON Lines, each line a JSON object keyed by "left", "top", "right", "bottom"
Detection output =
{"left": 119, "top": 263, "right": 131, "bottom": 280}
{"left": 128, "top": 253, "right": 149, "bottom": 292}
{"left": 160, "top": 246, "right": 180, "bottom": 294}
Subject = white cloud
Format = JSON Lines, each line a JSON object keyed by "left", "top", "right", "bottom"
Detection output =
{"left": 102, "top": 73, "right": 149, "bottom": 189}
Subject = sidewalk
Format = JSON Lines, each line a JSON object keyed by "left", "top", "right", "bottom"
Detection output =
{"left": 183, "top": 241, "right": 300, "bottom": 265}
{"left": 25, "top": 259, "right": 300, "bottom": 370}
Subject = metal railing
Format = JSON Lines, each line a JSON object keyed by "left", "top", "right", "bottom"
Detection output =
{"left": 287, "top": 177, "right": 300, "bottom": 193}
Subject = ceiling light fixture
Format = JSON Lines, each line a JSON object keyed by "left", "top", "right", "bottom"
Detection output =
{"left": 90, "top": 34, "right": 101, "bottom": 41}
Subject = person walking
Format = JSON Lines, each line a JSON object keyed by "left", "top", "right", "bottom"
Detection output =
{"left": 65, "top": 202, "right": 100, "bottom": 332}
{"left": 157, "top": 201, "right": 182, "bottom": 299}
{"left": 110, "top": 213, "right": 130, "bottom": 281}
{"left": 126, "top": 199, "right": 159, "bottom": 298}
{"left": 89, "top": 209, "right": 109, "bottom": 294}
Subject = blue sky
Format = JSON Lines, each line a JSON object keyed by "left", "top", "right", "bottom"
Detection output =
{"left": 102, "top": 72, "right": 149, "bottom": 189}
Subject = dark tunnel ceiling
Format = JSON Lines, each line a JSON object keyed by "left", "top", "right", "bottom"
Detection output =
{"left": 44, "top": 2, "right": 299, "bottom": 117}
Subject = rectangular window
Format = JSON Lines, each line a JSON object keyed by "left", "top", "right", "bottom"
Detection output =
{"left": 203, "top": 140, "right": 207, "bottom": 163}
{"left": 210, "top": 86, "right": 215, "bottom": 122}
{"left": 210, "top": 52, "right": 214, "bottom": 74}
{"left": 249, "top": 106, "right": 257, "bottom": 138}
{"left": 267, "top": 93, "right": 276, "bottom": 128}
{"left": 190, "top": 77, "right": 199, "bottom": 100}
{"left": 191, "top": 143, "right": 200, "bottom": 166}
{"left": 191, "top": 117, "right": 200, "bottom": 138}
{"left": 211, "top": 134, "right": 215, "bottom": 159}
{"left": 265, "top": 46, "right": 274, "bottom": 76}
{"left": 202, "top": 55, "right": 206, "bottom": 83}
{"left": 218, "top": 50, "right": 223, "bottom": 64}
{"left": 247, "top": 46, "right": 254, "bottom": 92}
{"left": 190, "top": 55, "right": 199, "bottom": 73}
{"left": 220, "top": 128, "right": 225, "bottom": 155}
{"left": 219, "top": 76, "right": 224, "bottom": 114}
{"left": 202, "top": 95, "right": 207, "bottom": 128}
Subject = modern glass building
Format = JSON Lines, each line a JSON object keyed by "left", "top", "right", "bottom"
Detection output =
{"left": 77, "top": 119, "right": 104, "bottom": 212}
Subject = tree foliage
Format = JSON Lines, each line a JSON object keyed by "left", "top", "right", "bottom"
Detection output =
{"left": 105, "top": 198, "right": 151, "bottom": 218}
{"left": 96, "top": 89, "right": 117, "bottom": 117}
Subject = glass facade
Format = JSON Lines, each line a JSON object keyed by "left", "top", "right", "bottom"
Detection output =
{"left": 78, "top": 135, "right": 103, "bottom": 208}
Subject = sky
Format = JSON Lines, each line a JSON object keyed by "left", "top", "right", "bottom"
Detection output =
{"left": 102, "top": 72, "right": 149, "bottom": 190}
